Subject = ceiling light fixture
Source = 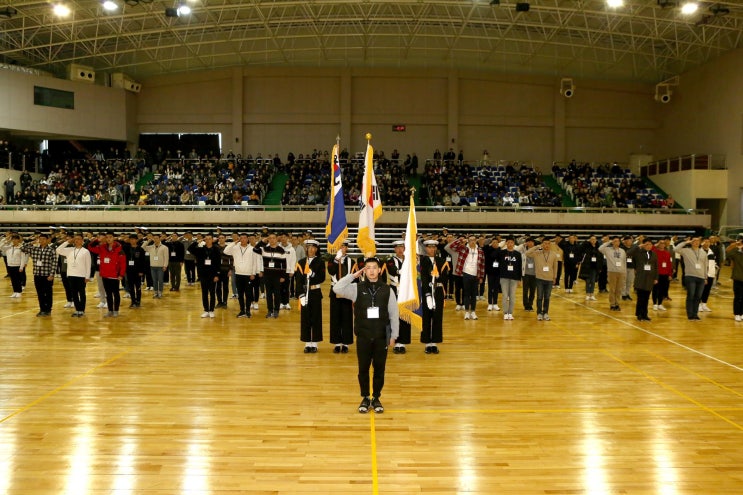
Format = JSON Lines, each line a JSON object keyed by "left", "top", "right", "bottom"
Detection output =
{"left": 680, "top": 2, "right": 699, "bottom": 14}
{"left": 102, "top": 0, "right": 118, "bottom": 11}
{"left": 53, "top": 3, "right": 71, "bottom": 16}
{"left": 606, "top": 0, "right": 624, "bottom": 8}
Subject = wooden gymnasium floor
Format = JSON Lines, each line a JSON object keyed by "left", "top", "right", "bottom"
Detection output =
{"left": 2, "top": 265, "right": 743, "bottom": 495}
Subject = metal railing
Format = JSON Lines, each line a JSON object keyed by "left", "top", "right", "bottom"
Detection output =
{"left": 642, "top": 154, "right": 726, "bottom": 176}
{"left": 0, "top": 204, "right": 708, "bottom": 215}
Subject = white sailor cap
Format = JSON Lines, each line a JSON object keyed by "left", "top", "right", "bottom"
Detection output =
{"left": 392, "top": 240, "right": 405, "bottom": 247}
{"left": 424, "top": 240, "right": 439, "bottom": 246}
{"left": 304, "top": 239, "right": 320, "bottom": 246}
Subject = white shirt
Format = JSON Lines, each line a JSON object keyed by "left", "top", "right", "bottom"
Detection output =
{"left": 224, "top": 242, "right": 262, "bottom": 276}
{"left": 462, "top": 245, "right": 479, "bottom": 277}
{"left": 56, "top": 241, "right": 92, "bottom": 278}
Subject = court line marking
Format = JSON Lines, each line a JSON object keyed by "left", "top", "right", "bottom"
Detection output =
{"left": 0, "top": 350, "right": 131, "bottom": 424}
{"left": 556, "top": 293, "right": 743, "bottom": 372}
{"left": 600, "top": 348, "right": 743, "bottom": 432}
{"left": 370, "top": 411, "right": 379, "bottom": 495}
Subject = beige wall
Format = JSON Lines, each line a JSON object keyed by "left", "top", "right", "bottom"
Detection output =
{"left": 0, "top": 70, "right": 127, "bottom": 140}
{"left": 135, "top": 68, "right": 659, "bottom": 166}
{"left": 654, "top": 47, "right": 743, "bottom": 225}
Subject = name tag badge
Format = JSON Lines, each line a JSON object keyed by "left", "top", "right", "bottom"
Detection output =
{"left": 205, "top": 259, "right": 212, "bottom": 265}
{"left": 569, "top": 253, "right": 574, "bottom": 258}
{"left": 97, "top": 259, "right": 101, "bottom": 265}
{"left": 493, "top": 262, "right": 499, "bottom": 268}
{"left": 695, "top": 263, "right": 701, "bottom": 269}
{"left": 527, "top": 263, "right": 534, "bottom": 269}
{"left": 153, "top": 256, "right": 159, "bottom": 262}
{"left": 615, "top": 261, "right": 622, "bottom": 267}
{"left": 542, "top": 266, "right": 550, "bottom": 272}
{"left": 171, "top": 252, "right": 175, "bottom": 257}
{"left": 661, "top": 262, "right": 667, "bottom": 268}
{"left": 145, "top": 252, "right": 150, "bottom": 256}
{"left": 268, "top": 261, "right": 275, "bottom": 268}
{"left": 104, "top": 257, "right": 110, "bottom": 264}
{"left": 507, "top": 265, "right": 514, "bottom": 271}
{"left": 446, "top": 256, "right": 452, "bottom": 262}
{"left": 367, "top": 306, "right": 380, "bottom": 319}
{"left": 591, "top": 257, "right": 597, "bottom": 262}
{"left": 644, "top": 264, "right": 651, "bottom": 271}
{"left": 71, "top": 262, "right": 78, "bottom": 269}
{"left": 128, "top": 260, "right": 134, "bottom": 266}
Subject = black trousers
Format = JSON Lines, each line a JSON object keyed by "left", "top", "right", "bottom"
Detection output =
{"left": 280, "top": 275, "right": 292, "bottom": 305}
{"left": 421, "top": 287, "right": 444, "bottom": 343}
{"left": 249, "top": 277, "right": 260, "bottom": 303}
{"left": 652, "top": 275, "right": 670, "bottom": 305}
{"left": 235, "top": 274, "right": 253, "bottom": 314}
{"left": 103, "top": 277, "right": 121, "bottom": 311}
{"left": 522, "top": 275, "right": 536, "bottom": 310}
{"left": 61, "top": 272, "right": 74, "bottom": 302}
{"left": 356, "top": 333, "right": 389, "bottom": 398}
{"left": 144, "top": 262, "right": 153, "bottom": 287}
{"left": 7, "top": 265, "right": 23, "bottom": 293}
{"left": 34, "top": 275, "right": 53, "bottom": 313}
{"left": 127, "top": 271, "right": 142, "bottom": 304}
{"left": 329, "top": 291, "right": 354, "bottom": 345}
{"left": 200, "top": 276, "right": 216, "bottom": 311}
{"left": 169, "top": 261, "right": 182, "bottom": 290}
{"left": 487, "top": 273, "right": 500, "bottom": 305}
{"left": 635, "top": 288, "right": 651, "bottom": 319}
{"left": 216, "top": 270, "right": 230, "bottom": 304}
{"left": 734, "top": 280, "right": 743, "bottom": 315}
{"left": 184, "top": 259, "right": 196, "bottom": 283}
{"left": 263, "top": 272, "right": 282, "bottom": 313}
{"left": 564, "top": 263, "right": 578, "bottom": 289}
{"left": 452, "top": 275, "right": 463, "bottom": 305}
{"left": 462, "top": 273, "right": 479, "bottom": 311}
{"left": 300, "top": 289, "right": 323, "bottom": 342}
{"left": 69, "top": 276, "right": 87, "bottom": 312}
{"left": 555, "top": 261, "right": 563, "bottom": 286}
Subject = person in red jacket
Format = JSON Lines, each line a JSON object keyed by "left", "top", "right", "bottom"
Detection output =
{"left": 87, "top": 232, "right": 127, "bottom": 317}
{"left": 652, "top": 238, "right": 673, "bottom": 311}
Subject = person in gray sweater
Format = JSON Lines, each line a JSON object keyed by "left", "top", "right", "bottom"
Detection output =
{"left": 599, "top": 236, "right": 627, "bottom": 312}
{"left": 675, "top": 237, "right": 708, "bottom": 320}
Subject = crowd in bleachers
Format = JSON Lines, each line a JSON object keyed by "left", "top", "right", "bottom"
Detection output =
{"left": 421, "top": 159, "right": 561, "bottom": 208}
{"left": 282, "top": 148, "right": 415, "bottom": 207}
{"left": 5, "top": 158, "right": 142, "bottom": 206}
{"left": 141, "top": 156, "right": 274, "bottom": 206}
{"left": 553, "top": 160, "right": 673, "bottom": 209}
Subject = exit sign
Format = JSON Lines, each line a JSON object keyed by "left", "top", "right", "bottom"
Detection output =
{"left": 392, "top": 124, "right": 406, "bottom": 132}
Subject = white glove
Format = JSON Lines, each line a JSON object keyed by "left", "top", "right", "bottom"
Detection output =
{"left": 198, "top": 241, "right": 206, "bottom": 247}
{"left": 299, "top": 295, "right": 307, "bottom": 307}
{"left": 426, "top": 295, "right": 434, "bottom": 310}
{"left": 308, "top": 270, "right": 314, "bottom": 278}
{"left": 335, "top": 251, "right": 343, "bottom": 260}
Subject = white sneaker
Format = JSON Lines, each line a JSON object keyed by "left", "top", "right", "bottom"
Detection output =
{"left": 504, "top": 313, "right": 509, "bottom": 320}
{"left": 701, "top": 304, "right": 711, "bottom": 312}
{"left": 201, "top": 311, "right": 209, "bottom": 318}
{"left": 543, "top": 314, "right": 551, "bottom": 321}
{"left": 94, "top": 293, "right": 101, "bottom": 298}
{"left": 464, "top": 312, "right": 470, "bottom": 320}
{"left": 658, "top": 305, "right": 667, "bottom": 311}
{"left": 493, "top": 304, "right": 500, "bottom": 311}
{"left": 123, "top": 293, "right": 131, "bottom": 299}
{"left": 590, "top": 295, "right": 597, "bottom": 301}
{"left": 251, "top": 302, "right": 259, "bottom": 310}
{"left": 260, "top": 293, "right": 266, "bottom": 299}
{"left": 508, "top": 314, "right": 515, "bottom": 320}
{"left": 9, "top": 292, "right": 19, "bottom": 298}
{"left": 285, "top": 303, "right": 291, "bottom": 310}
{"left": 470, "top": 312, "right": 478, "bottom": 320}
{"left": 736, "top": 315, "right": 742, "bottom": 322}
{"left": 64, "top": 301, "right": 74, "bottom": 308}
{"left": 652, "top": 304, "right": 658, "bottom": 310}
{"left": 456, "top": 305, "right": 463, "bottom": 311}
{"left": 209, "top": 311, "right": 215, "bottom": 318}
{"left": 586, "top": 295, "right": 591, "bottom": 301}
{"left": 487, "top": 304, "right": 493, "bottom": 311}
{"left": 96, "top": 302, "right": 107, "bottom": 309}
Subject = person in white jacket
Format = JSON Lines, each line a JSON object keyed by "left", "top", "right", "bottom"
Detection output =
{"left": 56, "top": 233, "right": 92, "bottom": 317}
{"left": 1, "top": 233, "right": 28, "bottom": 298}
{"left": 224, "top": 233, "right": 263, "bottom": 318}
{"left": 143, "top": 234, "right": 169, "bottom": 299}
{"left": 280, "top": 234, "right": 297, "bottom": 310}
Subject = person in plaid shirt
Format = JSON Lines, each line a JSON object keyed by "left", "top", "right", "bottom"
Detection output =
{"left": 21, "top": 232, "right": 58, "bottom": 316}
{"left": 447, "top": 234, "right": 485, "bottom": 320}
